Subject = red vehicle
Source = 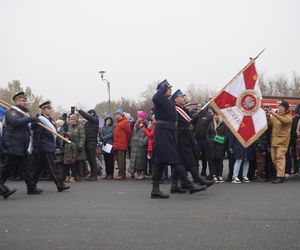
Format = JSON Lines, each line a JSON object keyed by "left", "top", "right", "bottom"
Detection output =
{"left": 262, "top": 96, "right": 300, "bottom": 116}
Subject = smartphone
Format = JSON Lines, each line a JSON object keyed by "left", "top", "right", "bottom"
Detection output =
{"left": 70, "top": 106, "right": 75, "bottom": 114}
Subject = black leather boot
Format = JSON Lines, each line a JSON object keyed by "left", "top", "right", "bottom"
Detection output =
{"left": 183, "top": 180, "right": 206, "bottom": 194}
{"left": 151, "top": 180, "right": 169, "bottom": 199}
{"left": 0, "top": 184, "right": 17, "bottom": 199}
{"left": 57, "top": 183, "right": 71, "bottom": 192}
{"left": 170, "top": 180, "right": 187, "bottom": 194}
{"left": 199, "top": 178, "right": 214, "bottom": 187}
{"left": 272, "top": 177, "right": 284, "bottom": 184}
{"left": 2, "top": 188, "right": 17, "bottom": 199}
{"left": 27, "top": 187, "right": 43, "bottom": 195}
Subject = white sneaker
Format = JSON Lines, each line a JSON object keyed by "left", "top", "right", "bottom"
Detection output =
{"left": 285, "top": 173, "right": 290, "bottom": 178}
{"left": 213, "top": 176, "right": 219, "bottom": 183}
{"left": 243, "top": 177, "right": 250, "bottom": 183}
{"left": 217, "top": 176, "right": 224, "bottom": 183}
{"left": 232, "top": 177, "right": 241, "bottom": 184}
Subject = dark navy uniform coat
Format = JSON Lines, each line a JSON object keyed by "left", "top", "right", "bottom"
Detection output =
{"left": 3, "top": 106, "right": 32, "bottom": 156}
{"left": 32, "top": 115, "right": 58, "bottom": 153}
{"left": 152, "top": 86, "right": 180, "bottom": 165}
{"left": 176, "top": 105, "right": 198, "bottom": 168}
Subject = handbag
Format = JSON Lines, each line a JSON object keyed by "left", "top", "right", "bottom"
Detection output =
{"left": 213, "top": 134, "right": 225, "bottom": 145}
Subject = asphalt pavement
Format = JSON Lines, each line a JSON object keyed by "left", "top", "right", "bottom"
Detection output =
{"left": 1, "top": 172, "right": 300, "bottom": 250}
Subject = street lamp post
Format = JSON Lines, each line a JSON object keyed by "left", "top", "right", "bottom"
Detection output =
{"left": 99, "top": 70, "right": 111, "bottom": 114}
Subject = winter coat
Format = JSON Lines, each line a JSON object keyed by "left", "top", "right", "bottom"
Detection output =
{"left": 78, "top": 110, "right": 99, "bottom": 143}
{"left": 229, "top": 133, "right": 254, "bottom": 161}
{"left": 207, "top": 120, "right": 227, "bottom": 160}
{"left": 113, "top": 116, "right": 131, "bottom": 151}
{"left": 130, "top": 125, "right": 148, "bottom": 171}
{"left": 144, "top": 126, "right": 154, "bottom": 156}
{"left": 176, "top": 105, "right": 198, "bottom": 167}
{"left": 67, "top": 124, "right": 86, "bottom": 160}
{"left": 290, "top": 114, "right": 300, "bottom": 145}
{"left": 99, "top": 116, "right": 114, "bottom": 154}
{"left": 63, "top": 142, "right": 76, "bottom": 165}
{"left": 152, "top": 85, "right": 180, "bottom": 165}
{"left": 268, "top": 112, "right": 292, "bottom": 148}
{"left": 32, "top": 115, "right": 59, "bottom": 153}
{"left": 3, "top": 106, "right": 32, "bottom": 156}
{"left": 194, "top": 110, "right": 213, "bottom": 141}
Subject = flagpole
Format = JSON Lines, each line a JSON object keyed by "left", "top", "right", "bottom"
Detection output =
{"left": 0, "top": 99, "right": 71, "bottom": 144}
{"left": 199, "top": 49, "right": 266, "bottom": 112}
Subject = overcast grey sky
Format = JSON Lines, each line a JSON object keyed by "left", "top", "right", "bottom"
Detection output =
{"left": 1, "top": 0, "right": 299, "bottom": 109}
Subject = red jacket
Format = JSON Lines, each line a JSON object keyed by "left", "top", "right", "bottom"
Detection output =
{"left": 143, "top": 127, "right": 155, "bottom": 156}
{"left": 113, "top": 116, "right": 132, "bottom": 151}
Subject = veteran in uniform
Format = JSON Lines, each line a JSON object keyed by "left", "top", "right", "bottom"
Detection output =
{"left": 170, "top": 89, "right": 213, "bottom": 193}
{"left": 32, "top": 101, "right": 70, "bottom": 192}
{"left": 267, "top": 100, "right": 292, "bottom": 183}
{"left": 151, "top": 80, "right": 204, "bottom": 199}
{"left": 1, "top": 92, "right": 42, "bottom": 194}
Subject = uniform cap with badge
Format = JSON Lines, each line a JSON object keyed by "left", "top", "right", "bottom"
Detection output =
{"left": 156, "top": 79, "right": 172, "bottom": 90}
{"left": 13, "top": 92, "right": 27, "bottom": 101}
{"left": 39, "top": 101, "right": 52, "bottom": 109}
{"left": 170, "top": 89, "right": 185, "bottom": 102}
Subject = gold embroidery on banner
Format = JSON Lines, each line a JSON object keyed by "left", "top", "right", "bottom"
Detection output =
{"left": 237, "top": 90, "right": 261, "bottom": 116}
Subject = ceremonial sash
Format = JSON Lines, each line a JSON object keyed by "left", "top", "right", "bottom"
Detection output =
{"left": 38, "top": 115, "right": 57, "bottom": 142}
{"left": 175, "top": 106, "right": 192, "bottom": 123}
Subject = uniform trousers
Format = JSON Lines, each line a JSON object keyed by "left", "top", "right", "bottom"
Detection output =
{"left": 2, "top": 154, "right": 36, "bottom": 190}
{"left": 33, "top": 152, "right": 64, "bottom": 188}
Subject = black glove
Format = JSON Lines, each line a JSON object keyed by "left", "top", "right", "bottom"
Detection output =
{"left": 78, "top": 147, "right": 83, "bottom": 153}
{"left": 30, "top": 116, "right": 40, "bottom": 123}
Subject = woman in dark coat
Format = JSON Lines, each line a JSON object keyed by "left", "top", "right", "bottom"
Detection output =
{"left": 129, "top": 111, "right": 148, "bottom": 180}
{"left": 207, "top": 113, "right": 227, "bottom": 183}
{"left": 229, "top": 133, "right": 254, "bottom": 183}
{"left": 99, "top": 115, "right": 114, "bottom": 179}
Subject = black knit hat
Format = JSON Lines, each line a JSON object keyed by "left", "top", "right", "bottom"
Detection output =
{"left": 279, "top": 100, "right": 289, "bottom": 111}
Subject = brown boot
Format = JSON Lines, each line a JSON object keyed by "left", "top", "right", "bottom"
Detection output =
{"left": 102, "top": 176, "right": 108, "bottom": 180}
{"left": 138, "top": 172, "right": 145, "bottom": 180}
{"left": 69, "top": 177, "right": 76, "bottom": 183}
{"left": 107, "top": 175, "right": 113, "bottom": 180}
{"left": 115, "top": 175, "right": 126, "bottom": 180}
{"left": 135, "top": 172, "right": 141, "bottom": 180}
{"left": 88, "top": 175, "right": 97, "bottom": 181}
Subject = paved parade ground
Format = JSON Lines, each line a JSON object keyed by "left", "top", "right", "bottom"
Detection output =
{"left": 1, "top": 175, "right": 300, "bottom": 250}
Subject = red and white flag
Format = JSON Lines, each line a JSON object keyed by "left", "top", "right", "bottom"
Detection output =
{"left": 210, "top": 60, "right": 267, "bottom": 148}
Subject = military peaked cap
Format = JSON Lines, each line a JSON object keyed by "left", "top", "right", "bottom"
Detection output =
{"left": 13, "top": 92, "right": 27, "bottom": 101}
{"left": 39, "top": 101, "right": 52, "bottom": 109}
{"left": 170, "top": 89, "right": 185, "bottom": 101}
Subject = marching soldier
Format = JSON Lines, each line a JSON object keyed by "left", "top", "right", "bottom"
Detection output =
{"left": 170, "top": 89, "right": 213, "bottom": 193}
{"left": 1, "top": 92, "right": 43, "bottom": 194}
{"left": 151, "top": 80, "right": 204, "bottom": 199}
{"left": 32, "top": 101, "right": 70, "bottom": 192}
